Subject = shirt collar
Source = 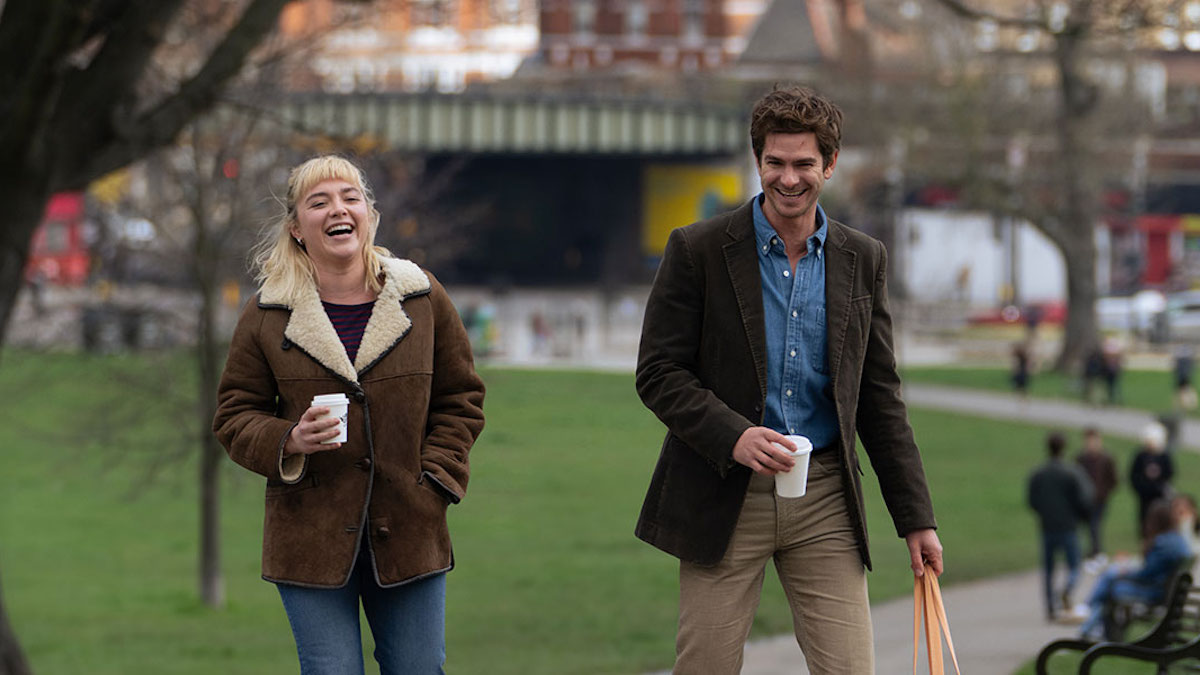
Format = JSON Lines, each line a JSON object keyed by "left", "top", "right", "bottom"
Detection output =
{"left": 752, "top": 193, "right": 828, "bottom": 259}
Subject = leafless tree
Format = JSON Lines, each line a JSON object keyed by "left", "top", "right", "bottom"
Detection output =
{"left": 0, "top": 0, "right": 379, "bottom": 662}
{"left": 927, "top": 0, "right": 1180, "bottom": 369}
{"left": 133, "top": 111, "right": 291, "bottom": 608}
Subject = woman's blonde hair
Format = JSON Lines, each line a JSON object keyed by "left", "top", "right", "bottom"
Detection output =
{"left": 252, "top": 155, "right": 391, "bottom": 301}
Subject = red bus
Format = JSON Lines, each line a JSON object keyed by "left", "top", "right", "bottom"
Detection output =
{"left": 25, "top": 192, "right": 90, "bottom": 286}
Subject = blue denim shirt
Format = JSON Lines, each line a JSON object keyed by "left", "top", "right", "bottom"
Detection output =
{"left": 752, "top": 194, "right": 838, "bottom": 448}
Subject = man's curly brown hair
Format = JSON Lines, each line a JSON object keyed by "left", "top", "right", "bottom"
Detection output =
{"left": 750, "top": 85, "right": 843, "bottom": 168}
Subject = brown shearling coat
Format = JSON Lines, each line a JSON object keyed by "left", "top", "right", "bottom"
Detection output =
{"left": 635, "top": 200, "right": 935, "bottom": 569}
{"left": 213, "top": 257, "right": 485, "bottom": 588}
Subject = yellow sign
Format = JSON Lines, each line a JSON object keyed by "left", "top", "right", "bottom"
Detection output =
{"left": 90, "top": 169, "right": 130, "bottom": 206}
{"left": 222, "top": 281, "right": 241, "bottom": 309}
{"left": 642, "top": 165, "right": 742, "bottom": 255}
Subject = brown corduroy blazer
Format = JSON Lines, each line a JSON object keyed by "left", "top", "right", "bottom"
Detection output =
{"left": 213, "top": 257, "right": 485, "bottom": 588}
{"left": 634, "top": 200, "right": 935, "bottom": 569}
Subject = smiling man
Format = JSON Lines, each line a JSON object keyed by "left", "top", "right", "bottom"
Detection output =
{"left": 635, "top": 86, "right": 942, "bottom": 674}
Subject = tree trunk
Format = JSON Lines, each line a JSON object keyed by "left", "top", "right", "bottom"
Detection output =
{"left": 197, "top": 254, "right": 225, "bottom": 609}
{"left": 1051, "top": 25, "right": 1100, "bottom": 372}
{"left": 0, "top": 569, "right": 32, "bottom": 675}
{"left": 0, "top": 181, "right": 53, "bottom": 344}
{"left": 1058, "top": 234, "right": 1099, "bottom": 372}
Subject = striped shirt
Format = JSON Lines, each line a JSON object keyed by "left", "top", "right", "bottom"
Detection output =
{"left": 322, "top": 300, "right": 374, "bottom": 364}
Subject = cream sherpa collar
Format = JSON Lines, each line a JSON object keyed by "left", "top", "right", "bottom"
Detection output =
{"left": 260, "top": 257, "right": 431, "bottom": 384}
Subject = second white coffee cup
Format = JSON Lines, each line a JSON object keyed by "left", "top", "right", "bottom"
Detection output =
{"left": 311, "top": 393, "right": 350, "bottom": 444}
{"left": 772, "top": 434, "right": 813, "bottom": 498}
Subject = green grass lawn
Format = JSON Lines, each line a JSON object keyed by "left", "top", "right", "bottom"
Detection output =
{"left": 2, "top": 351, "right": 1196, "bottom": 674}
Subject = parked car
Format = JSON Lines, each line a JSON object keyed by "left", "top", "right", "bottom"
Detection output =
{"left": 1098, "top": 290, "right": 1165, "bottom": 336}
{"left": 1158, "top": 291, "right": 1200, "bottom": 343}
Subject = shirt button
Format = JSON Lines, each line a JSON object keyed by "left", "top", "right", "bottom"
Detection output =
{"left": 789, "top": 427, "right": 795, "bottom": 433}
{"left": 790, "top": 349, "right": 797, "bottom": 357}
{"left": 791, "top": 310, "right": 798, "bottom": 318}
{"left": 762, "top": 244, "right": 768, "bottom": 251}
{"left": 786, "top": 389, "right": 793, "bottom": 397}
{"left": 783, "top": 270, "right": 790, "bottom": 277}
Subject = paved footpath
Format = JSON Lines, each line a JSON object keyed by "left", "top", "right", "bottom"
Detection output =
{"left": 739, "top": 568, "right": 1096, "bottom": 675}
{"left": 903, "top": 383, "right": 1200, "bottom": 450}
{"left": 729, "top": 384, "right": 1197, "bottom": 674}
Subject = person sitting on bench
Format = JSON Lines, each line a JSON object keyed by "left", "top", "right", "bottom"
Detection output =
{"left": 1078, "top": 498, "right": 1194, "bottom": 640}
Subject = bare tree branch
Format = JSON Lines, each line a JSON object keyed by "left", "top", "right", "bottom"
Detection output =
{"left": 928, "top": 0, "right": 1048, "bottom": 30}
{"left": 67, "top": 0, "right": 291, "bottom": 186}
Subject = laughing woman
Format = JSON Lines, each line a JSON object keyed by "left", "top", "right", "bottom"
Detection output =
{"left": 213, "top": 155, "right": 485, "bottom": 674}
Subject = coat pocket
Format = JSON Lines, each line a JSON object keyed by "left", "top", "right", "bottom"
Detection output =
{"left": 265, "top": 473, "right": 319, "bottom": 497}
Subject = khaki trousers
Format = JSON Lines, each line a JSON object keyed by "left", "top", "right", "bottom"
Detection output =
{"left": 675, "top": 451, "right": 873, "bottom": 675}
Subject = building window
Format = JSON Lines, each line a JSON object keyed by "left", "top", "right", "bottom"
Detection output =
{"left": 682, "top": 0, "right": 704, "bottom": 42}
{"left": 491, "top": 0, "right": 523, "bottom": 24}
{"left": 413, "top": 0, "right": 454, "bottom": 27}
{"left": 574, "top": 0, "right": 596, "bottom": 35}
{"left": 627, "top": 0, "right": 647, "bottom": 37}
{"left": 40, "top": 222, "right": 69, "bottom": 254}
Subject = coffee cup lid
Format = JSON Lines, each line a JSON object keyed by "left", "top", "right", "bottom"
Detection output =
{"left": 783, "top": 435, "right": 813, "bottom": 453}
{"left": 312, "top": 393, "right": 350, "bottom": 406}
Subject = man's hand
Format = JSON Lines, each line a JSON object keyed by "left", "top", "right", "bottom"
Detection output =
{"left": 905, "top": 528, "right": 943, "bottom": 577}
{"left": 732, "top": 427, "right": 796, "bottom": 475}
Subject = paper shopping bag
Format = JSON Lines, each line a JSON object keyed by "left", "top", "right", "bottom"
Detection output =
{"left": 913, "top": 565, "right": 961, "bottom": 675}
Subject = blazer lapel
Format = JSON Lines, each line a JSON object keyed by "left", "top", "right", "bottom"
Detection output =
{"left": 723, "top": 201, "right": 767, "bottom": 401}
{"left": 824, "top": 220, "right": 856, "bottom": 387}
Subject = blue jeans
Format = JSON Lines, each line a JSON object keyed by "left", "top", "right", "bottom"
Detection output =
{"left": 1041, "top": 530, "right": 1081, "bottom": 617}
{"left": 276, "top": 548, "right": 446, "bottom": 675}
{"left": 1079, "top": 566, "right": 1162, "bottom": 638}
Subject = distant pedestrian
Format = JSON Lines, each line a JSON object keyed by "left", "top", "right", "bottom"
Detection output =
{"left": 1012, "top": 340, "right": 1032, "bottom": 397}
{"left": 1173, "top": 345, "right": 1195, "bottom": 392}
{"left": 1130, "top": 423, "right": 1174, "bottom": 538}
{"left": 1173, "top": 345, "right": 1198, "bottom": 415}
{"left": 1082, "top": 346, "right": 1105, "bottom": 405}
{"left": 1028, "top": 431, "right": 1094, "bottom": 621}
{"left": 1024, "top": 304, "right": 1043, "bottom": 338}
{"left": 1075, "top": 427, "right": 1117, "bottom": 561}
{"left": 1101, "top": 336, "right": 1123, "bottom": 405}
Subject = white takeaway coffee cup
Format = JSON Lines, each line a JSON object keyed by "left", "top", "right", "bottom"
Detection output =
{"left": 311, "top": 393, "right": 350, "bottom": 444}
{"left": 772, "top": 435, "right": 813, "bottom": 498}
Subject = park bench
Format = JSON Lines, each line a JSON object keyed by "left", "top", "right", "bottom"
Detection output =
{"left": 1034, "top": 571, "right": 1200, "bottom": 674}
{"left": 1102, "top": 561, "right": 1194, "bottom": 643}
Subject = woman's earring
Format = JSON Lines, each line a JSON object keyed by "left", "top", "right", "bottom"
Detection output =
{"left": 295, "top": 237, "right": 304, "bottom": 246}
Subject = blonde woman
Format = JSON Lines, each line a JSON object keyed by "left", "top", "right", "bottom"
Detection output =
{"left": 213, "top": 155, "right": 485, "bottom": 674}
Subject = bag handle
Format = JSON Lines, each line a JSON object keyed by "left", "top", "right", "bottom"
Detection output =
{"left": 913, "top": 565, "right": 960, "bottom": 675}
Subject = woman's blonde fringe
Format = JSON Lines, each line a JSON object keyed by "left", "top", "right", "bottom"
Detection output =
{"left": 250, "top": 155, "right": 392, "bottom": 303}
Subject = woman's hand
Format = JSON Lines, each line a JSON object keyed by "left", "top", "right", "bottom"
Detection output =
{"left": 284, "top": 406, "right": 343, "bottom": 456}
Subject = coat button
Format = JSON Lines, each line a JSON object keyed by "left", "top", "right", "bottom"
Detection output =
{"left": 376, "top": 526, "right": 390, "bottom": 539}
{"left": 353, "top": 391, "right": 366, "bottom": 403}
{"left": 355, "top": 457, "right": 372, "bottom": 471}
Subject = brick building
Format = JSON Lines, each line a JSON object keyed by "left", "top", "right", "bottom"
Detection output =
{"left": 278, "top": 0, "right": 539, "bottom": 92}
{"left": 536, "top": 0, "right": 769, "bottom": 73}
